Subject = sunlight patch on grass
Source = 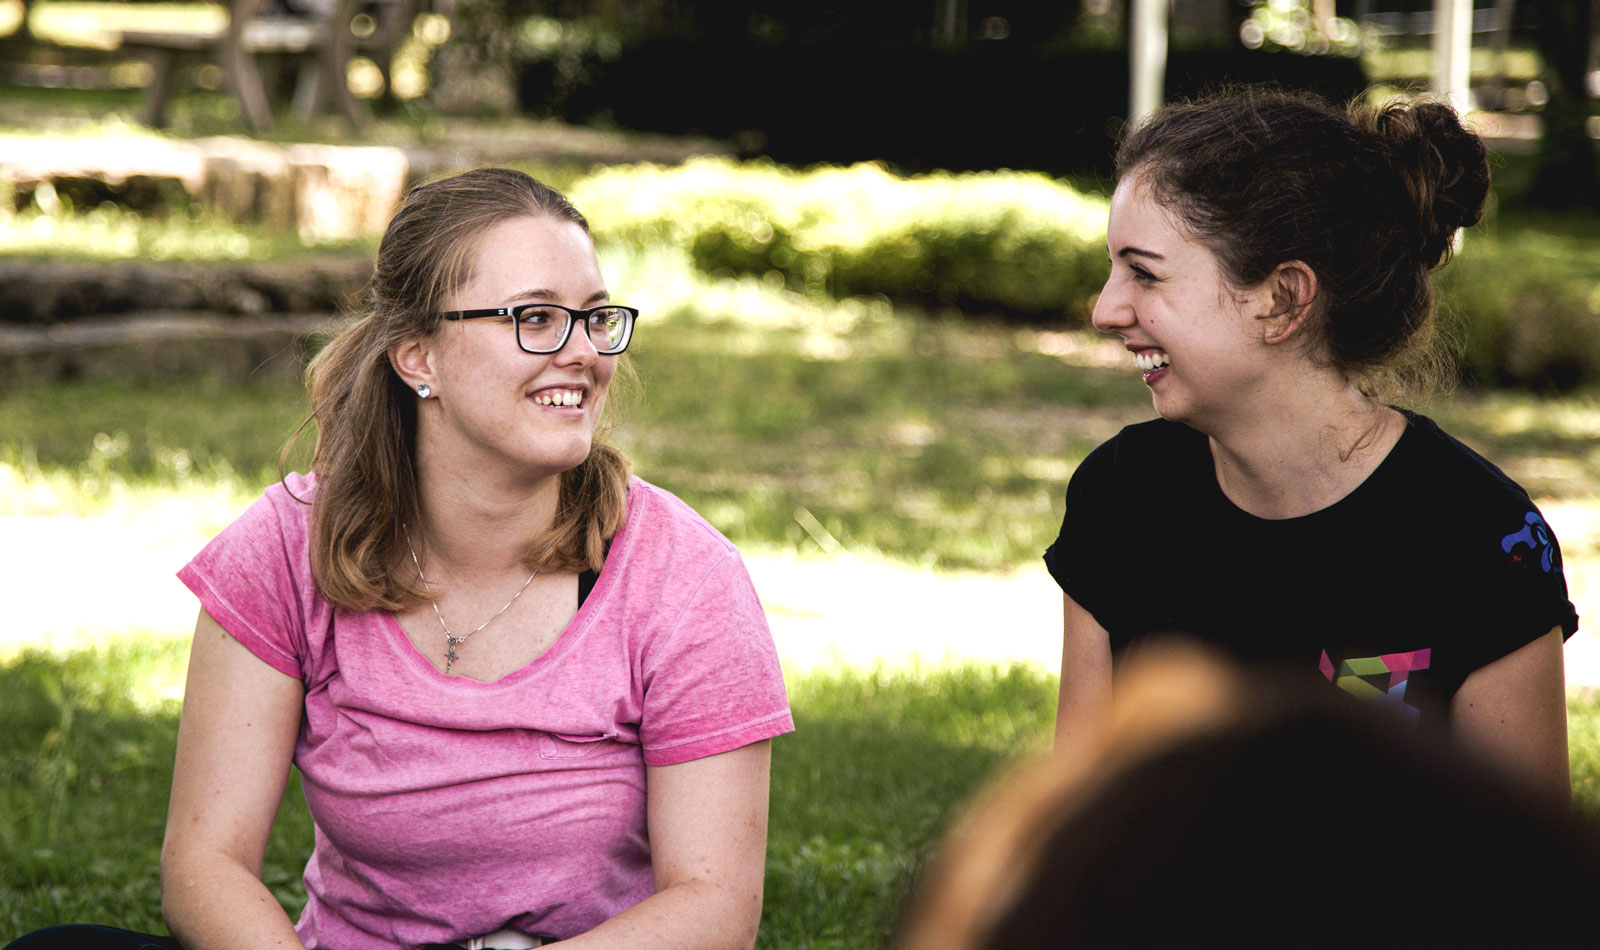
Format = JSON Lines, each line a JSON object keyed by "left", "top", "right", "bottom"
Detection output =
{"left": 0, "top": 633, "right": 191, "bottom": 710}
{"left": 1470, "top": 393, "right": 1600, "bottom": 441}
{"left": 0, "top": 448, "right": 262, "bottom": 518}
{"left": 1426, "top": 391, "right": 1600, "bottom": 505}
{"left": 0, "top": 205, "right": 362, "bottom": 260}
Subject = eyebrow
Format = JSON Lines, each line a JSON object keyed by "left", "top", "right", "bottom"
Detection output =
{"left": 1112, "top": 246, "right": 1165, "bottom": 261}
{"left": 503, "top": 288, "right": 612, "bottom": 306}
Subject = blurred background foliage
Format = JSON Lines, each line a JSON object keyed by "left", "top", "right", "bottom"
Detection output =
{"left": 572, "top": 160, "right": 1109, "bottom": 315}
{"left": 5, "top": 150, "right": 1599, "bottom": 390}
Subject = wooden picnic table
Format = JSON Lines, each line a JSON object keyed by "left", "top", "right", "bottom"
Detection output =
{"left": 118, "top": 0, "right": 413, "bottom": 134}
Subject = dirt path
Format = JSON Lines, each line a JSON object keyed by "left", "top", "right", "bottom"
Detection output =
{"left": 6, "top": 502, "right": 1598, "bottom": 690}
{"left": 0, "top": 504, "right": 1061, "bottom": 671}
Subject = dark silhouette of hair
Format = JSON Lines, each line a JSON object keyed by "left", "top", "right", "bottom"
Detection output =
{"left": 900, "top": 643, "right": 1600, "bottom": 950}
{"left": 1116, "top": 87, "right": 1490, "bottom": 391}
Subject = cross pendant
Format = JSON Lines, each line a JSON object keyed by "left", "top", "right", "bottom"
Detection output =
{"left": 445, "top": 636, "right": 464, "bottom": 674}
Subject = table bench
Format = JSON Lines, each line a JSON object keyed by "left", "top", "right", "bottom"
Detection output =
{"left": 118, "top": 0, "right": 412, "bottom": 134}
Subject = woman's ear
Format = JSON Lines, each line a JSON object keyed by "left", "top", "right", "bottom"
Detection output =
{"left": 1259, "top": 261, "right": 1319, "bottom": 346}
{"left": 388, "top": 337, "right": 437, "bottom": 397}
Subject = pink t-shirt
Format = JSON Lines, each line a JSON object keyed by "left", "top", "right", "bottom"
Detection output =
{"left": 178, "top": 473, "right": 794, "bottom": 949}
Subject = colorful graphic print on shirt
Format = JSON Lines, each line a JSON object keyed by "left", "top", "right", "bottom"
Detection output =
{"left": 1319, "top": 648, "right": 1433, "bottom": 722}
{"left": 1501, "top": 511, "right": 1561, "bottom": 574}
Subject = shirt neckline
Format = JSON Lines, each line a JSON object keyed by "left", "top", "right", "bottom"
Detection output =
{"left": 381, "top": 477, "right": 640, "bottom": 690}
{"left": 1199, "top": 410, "right": 1420, "bottom": 527}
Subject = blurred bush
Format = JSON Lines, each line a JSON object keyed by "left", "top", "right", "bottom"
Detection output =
{"left": 572, "top": 158, "right": 1108, "bottom": 319}
{"left": 1441, "top": 224, "right": 1600, "bottom": 391}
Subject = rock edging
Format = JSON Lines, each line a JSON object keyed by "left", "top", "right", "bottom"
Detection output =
{"left": 0, "top": 256, "right": 372, "bottom": 324}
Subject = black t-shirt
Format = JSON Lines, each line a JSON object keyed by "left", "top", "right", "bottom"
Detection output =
{"left": 1045, "top": 413, "right": 1578, "bottom": 729}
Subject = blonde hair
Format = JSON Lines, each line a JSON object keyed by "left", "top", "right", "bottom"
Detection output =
{"left": 289, "top": 167, "right": 630, "bottom": 611}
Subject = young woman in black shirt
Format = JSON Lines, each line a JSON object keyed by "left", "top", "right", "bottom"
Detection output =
{"left": 1047, "top": 88, "right": 1576, "bottom": 803}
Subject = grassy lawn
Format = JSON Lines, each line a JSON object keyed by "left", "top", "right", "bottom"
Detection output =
{"left": 4, "top": 638, "right": 1599, "bottom": 946}
{"left": 4, "top": 313, "right": 1599, "bottom": 569}
{"left": 0, "top": 638, "right": 1058, "bottom": 947}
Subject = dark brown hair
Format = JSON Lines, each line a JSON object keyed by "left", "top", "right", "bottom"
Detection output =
{"left": 899, "top": 643, "right": 1600, "bottom": 950}
{"left": 291, "top": 167, "right": 630, "bottom": 611}
{"left": 1116, "top": 86, "right": 1490, "bottom": 392}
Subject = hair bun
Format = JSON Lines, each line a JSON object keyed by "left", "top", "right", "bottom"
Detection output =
{"left": 1357, "top": 98, "right": 1490, "bottom": 268}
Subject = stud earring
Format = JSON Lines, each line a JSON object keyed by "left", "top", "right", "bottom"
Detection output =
{"left": 416, "top": 384, "right": 432, "bottom": 399}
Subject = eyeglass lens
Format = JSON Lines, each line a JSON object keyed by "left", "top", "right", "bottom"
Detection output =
{"left": 515, "top": 306, "right": 631, "bottom": 353}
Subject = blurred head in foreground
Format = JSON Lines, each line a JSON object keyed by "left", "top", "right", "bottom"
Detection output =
{"left": 900, "top": 641, "right": 1600, "bottom": 949}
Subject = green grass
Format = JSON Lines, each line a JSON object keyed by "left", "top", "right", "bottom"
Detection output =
{"left": 622, "top": 312, "right": 1145, "bottom": 569}
{"left": 1428, "top": 391, "right": 1600, "bottom": 510}
{"left": 0, "top": 202, "right": 374, "bottom": 260}
{"left": 5, "top": 641, "right": 1600, "bottom": 946}
{"left": 0, "top": 237, "right": 1153, "bottom": 567}
{"left": 0, "top": 378, "right": 308, "bottom": 492}
{"left": 0, "top": 317, "right": 1140, "bottom": 568}
{"left": 5, "top": 312, "right": 1600, "bottom": 568}
{"left": 0, "top": 639, "right": 1057, "bottom": 947}
{"left": 5, "top": 322, "right": 1600, "bottom": 569}
{"left": 1571, "top": 691, "right": 1600, "bottom": 820}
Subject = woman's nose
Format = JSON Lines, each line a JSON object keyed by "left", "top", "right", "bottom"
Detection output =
{"left": 554, "top": 321, "right": 601, "bottom": 364}
{"left": 1090, "top": 280, "right": 1132, "bottom": 333}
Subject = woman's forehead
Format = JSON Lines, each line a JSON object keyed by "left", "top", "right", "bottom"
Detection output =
{"left": 1108, "top": 175, "right": 1186, "bottom": 246}
{"left": 462, "top": 216, "right": 603, "bottom": 301}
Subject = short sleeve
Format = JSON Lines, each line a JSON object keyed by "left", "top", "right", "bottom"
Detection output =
{"left": 1043, "top": 437, "right": 1121, "bottom": 627}
{"left": 177, "top": 484, "right": 311, "bottom": 681}
{"left": 1459, "top": 502, "right": 1580, "bottom": 671}
{"left": 637, "top": 551, "right": 794, "bottom": 767}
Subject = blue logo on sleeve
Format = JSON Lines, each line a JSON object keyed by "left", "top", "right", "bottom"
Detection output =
{"left": 1501, "top": 511, "right": 1560, "bottom": 574}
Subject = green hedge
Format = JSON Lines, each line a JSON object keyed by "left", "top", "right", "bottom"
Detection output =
{"left": 573, "top": 158, "right": 1600, "bottom": 390}
{"left": 1441, "top": 222, "right": 1600, "bottom": 391}
{"left": 572, "top": 158, "right": 1109, "bottom": 318}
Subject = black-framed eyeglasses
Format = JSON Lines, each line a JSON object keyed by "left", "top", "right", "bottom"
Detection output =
{"left": 439, "top": 304, "right": 639, "bottom": 355}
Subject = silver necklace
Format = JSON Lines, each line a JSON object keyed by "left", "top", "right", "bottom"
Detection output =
{"left": 405, "top": 529, "right": 538, "bottom": 674}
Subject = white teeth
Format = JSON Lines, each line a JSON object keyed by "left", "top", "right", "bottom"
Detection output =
{"left": 1134, "top": 350, "right": 1171, "bottom": 372}
{"left": 534, "top": 390, "right": 583, "bottom": 407}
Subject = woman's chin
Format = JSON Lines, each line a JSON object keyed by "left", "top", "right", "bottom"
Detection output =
{"left": 534, "top": 439, "right": 596, "bottom": 477}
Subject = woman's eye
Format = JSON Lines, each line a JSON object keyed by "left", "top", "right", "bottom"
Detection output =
{"left": 1130, "top": 265, "right": 1157, "bottom": 283}
{"left": 518, "top": 307, "right": 556, "bottom": 326}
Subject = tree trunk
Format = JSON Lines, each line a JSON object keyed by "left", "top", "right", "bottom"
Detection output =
{"left": 431, "top": 0, "right": 518, "bottom": 117}
{"left": 1527, "top": 0, "right": 1600, "bottom": 209}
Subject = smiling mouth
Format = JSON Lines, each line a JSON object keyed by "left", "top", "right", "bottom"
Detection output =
{"left": 532, "top": 389, "right": 584, "bottom": 407}
{"left": 1133, "top": 350, "right": 1171, "bottom": 374}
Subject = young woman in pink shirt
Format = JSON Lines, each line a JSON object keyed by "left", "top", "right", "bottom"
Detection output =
{"left": 11, "top": 168, "right": 793, "bottom": 950}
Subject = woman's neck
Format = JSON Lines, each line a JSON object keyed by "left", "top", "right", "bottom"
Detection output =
{"left": 1204, "top": 378, "right": 1403, "bottom": 520}
{"left": 410, "top": 457, "right": 562, "bottom": 580}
